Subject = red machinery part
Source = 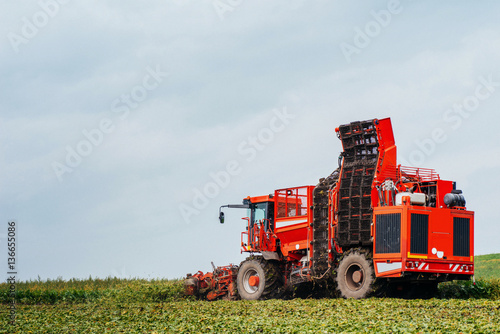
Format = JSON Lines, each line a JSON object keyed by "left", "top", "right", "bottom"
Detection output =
{"left": 184, "top": 265, "right": 238, "bottom": 300}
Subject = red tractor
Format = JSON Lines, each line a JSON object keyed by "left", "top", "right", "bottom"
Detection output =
{"left": 185, "top": 118, "right": 474, "bottom": 300}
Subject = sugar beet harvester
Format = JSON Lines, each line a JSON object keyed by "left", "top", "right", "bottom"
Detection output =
{"left": 185, "top": 118, "right": 474, "bottom": 300}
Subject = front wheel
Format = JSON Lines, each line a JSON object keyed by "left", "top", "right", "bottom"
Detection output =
{"left": 336, "top": 249, "right": 374, "bottom": 299}
{"left": 237, "top": 257, "right": 283, "bottom": 300}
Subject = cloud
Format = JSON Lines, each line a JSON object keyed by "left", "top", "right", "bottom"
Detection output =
{"left": 1, "top": 1, "right": 500, "bottom": 280}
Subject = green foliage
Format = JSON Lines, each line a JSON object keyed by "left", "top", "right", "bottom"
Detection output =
{"left": 0, "top": 258, "right": 499, "bottom": 333}
{"left": 475, "top": 253, "right": 500, "bottom": 279}
{"left": 2, "top": 297, "right": 499, "bottom": 333}
{"left": 0, "top": 289, "right": 101, "bottom": 305}
{"left": 0, "top": 277, "right": 187, "bottom": 305}
{"left": 438, "top": 278, "right": 500, "bottom": 300}
{"left": 146, "top": 280, "right": 188, "bottom": 302}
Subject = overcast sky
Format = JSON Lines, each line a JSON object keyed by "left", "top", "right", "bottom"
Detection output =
{"left": 1, "top": 1, "right": 500, "bottom": 281}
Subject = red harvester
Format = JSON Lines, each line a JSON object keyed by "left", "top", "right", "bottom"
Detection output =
{"left": 185, "top": 118, "right": 474, "bottom": 300}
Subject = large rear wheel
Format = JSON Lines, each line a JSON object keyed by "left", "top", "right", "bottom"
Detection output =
{"left": 336, "top": 249, "right": 374, "bottom": 299}
{"left": 237, "top": 257, "right": 283, "bottom": 300}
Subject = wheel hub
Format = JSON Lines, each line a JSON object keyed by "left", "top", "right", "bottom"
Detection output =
{"left": 248, "top": 276, "right": 260, "bottom": 287}
{"left": 345, "top": 263, "right": 364, "bottom": 291}
{"left": 242, "top": 269, "right": 260, "bottom": 294}
{"left": 352, "top": 270, "right": 363, "bottom": 284}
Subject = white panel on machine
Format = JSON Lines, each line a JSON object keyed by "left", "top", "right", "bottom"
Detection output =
{"left": 395, "top": 192, "right": 426, "bottom": 206}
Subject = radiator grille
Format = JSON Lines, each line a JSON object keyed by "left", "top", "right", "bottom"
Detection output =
{"left": 410, "top": 214, "right": 428, "bottom": 254}
{"left": 375, "top": 213, "right": 401, "bottom": 254}
{"left": 453, "top": 217, "right": 470, "bottom": 257}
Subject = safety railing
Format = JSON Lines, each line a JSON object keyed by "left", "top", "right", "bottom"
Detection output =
{"left": 241, "top": 218, "right": 276, "bottom": 252}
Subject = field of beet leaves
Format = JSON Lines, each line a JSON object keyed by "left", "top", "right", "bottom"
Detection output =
{"left": 1, "top": 255, "right": 500, "bottom": 333}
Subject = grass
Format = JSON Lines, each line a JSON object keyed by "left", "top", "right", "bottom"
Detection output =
{"left": 475, "top": 253, "right": 500, "bottom": 279}
{"left": 0, "top": 277, "right": 186, "bottom": 305}
{"left": 0, "top": 254, "right": 499, "bottom": 333}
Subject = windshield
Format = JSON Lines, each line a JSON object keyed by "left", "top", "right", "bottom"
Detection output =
{"left": 251, "top": 203, "right": 267, "bottom": 224}
{"left": 247, "top": 202, "right": 274, "bottom": 231}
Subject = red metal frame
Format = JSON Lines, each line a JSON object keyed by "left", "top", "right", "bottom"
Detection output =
{"left": 372, "top": 203, "right": 474, "bottom": 278}
{"left": 241, "top": 218, "right": 277, "bottom": 253}
{"left": 274, "top": 186, "right": 314, "bottom": 258}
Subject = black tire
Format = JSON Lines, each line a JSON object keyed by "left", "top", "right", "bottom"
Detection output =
{"left": 336, "top": 249, "right": 374, "bottom": 299}
{"left": 237, "top": 257, "right": 283, "bottom": 300}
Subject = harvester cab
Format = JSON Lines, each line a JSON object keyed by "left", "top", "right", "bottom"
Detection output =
{"left": 246, "top": 199, "right": 274, "bottom": 233}
{"left": 220, "top": 195, "right": 277, "bottom": 254}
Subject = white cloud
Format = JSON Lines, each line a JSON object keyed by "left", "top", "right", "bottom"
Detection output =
{"left": 1, "top": 1, "right": 500, "bottom": 280}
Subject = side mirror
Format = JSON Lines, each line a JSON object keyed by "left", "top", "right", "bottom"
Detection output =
{"left": 219, "top": 211, "right": 225, "bottom": 224}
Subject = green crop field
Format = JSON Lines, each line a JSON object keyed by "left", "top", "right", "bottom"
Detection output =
{"left": 1, "top": 295, "right": 499, "bottom": 333}
{"left": 475, "top": 253, "right": 500, "bottom": 279}
{"left": 1, "top": 255, "right": 500, "bottom": 333}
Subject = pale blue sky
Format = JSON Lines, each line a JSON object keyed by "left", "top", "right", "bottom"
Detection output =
{"left": 1, "top": 1, "right": 500, "bottom": 280}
